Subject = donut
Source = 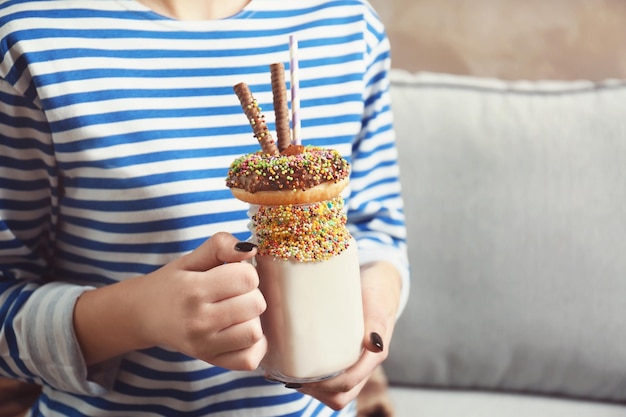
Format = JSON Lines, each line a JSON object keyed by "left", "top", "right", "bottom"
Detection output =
{"left": 226, "top": 145, "right": 350, "bottom": 205}
{"left": 230, "top": 177, "right": 349, "bottom": 205}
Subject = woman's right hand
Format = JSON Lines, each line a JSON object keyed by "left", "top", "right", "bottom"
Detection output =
{"left": 140, "top": 233, "right": 268, "bottom": 370}
{"left": 74, "top": 232, "right": 268, "bottom": 371}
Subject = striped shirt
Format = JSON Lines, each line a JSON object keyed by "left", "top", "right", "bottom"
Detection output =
{"left": 0, "top": 0, "right": 409, "bottom": 415}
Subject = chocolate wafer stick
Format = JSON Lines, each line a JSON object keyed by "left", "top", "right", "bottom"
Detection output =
{"left": 270, "top": 63, "right": 291, "bottom": 153}
{"left": 233, "top": 82, "right": 279, "bottom": 156}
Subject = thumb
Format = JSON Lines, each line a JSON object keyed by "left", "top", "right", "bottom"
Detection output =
{"left": 363, "top": 308, "right": 387, "bottom": 354}
{"left": 361, "top": 293, "right": 388, "bottom": 354}
{"left": 180, "top": 232, "right": 257, "bottom": 272}
{"left": 359, "top": 262, "right": 402, "bottom": 354}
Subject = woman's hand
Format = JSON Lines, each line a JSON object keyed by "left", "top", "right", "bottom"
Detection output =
{"left": 292, "top": 261, "right": 403, "bottom": 410}
{"left": 74, "top": 232, "right": 268, "bottom": 371}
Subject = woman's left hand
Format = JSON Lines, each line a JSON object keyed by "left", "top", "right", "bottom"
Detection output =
{"left": 291, "top": 261, "right": 403, "bottom": 410}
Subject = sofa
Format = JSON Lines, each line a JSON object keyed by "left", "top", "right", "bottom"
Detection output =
{"left": 384, "top": 69, "right": 626, "bottom": 416}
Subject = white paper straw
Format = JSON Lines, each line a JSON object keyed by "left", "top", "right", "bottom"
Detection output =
{"left": 289, "top": 35, "right": 301, "bottom": 145}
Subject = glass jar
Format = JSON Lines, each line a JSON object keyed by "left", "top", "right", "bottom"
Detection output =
{"left": 248, "top": 197, "right": 364, "bottom": 383}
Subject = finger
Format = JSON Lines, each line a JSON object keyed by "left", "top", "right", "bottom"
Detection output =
{"left": 210, "top": 334, "right": 268, "bottom": 371}
{"left": 210, "top": 318, "right": 265, "bottom": 355}
{"left": 360, "top": 282, "right": 394, "bottom": 355}
{"left": 302, "top": 349, "right": 381, "bottom": 394}
{"left": 360, "top": 311, "right": 391, "bottom": 356}
{"left": 181, "top": 232, "right": 257, "bottom": 272}
{"left": 298, "top": 377, "right": 369, "bottom": 411}
{"left": 361, "top": 307, "right": 388, "bottom": 353}
{"left": 359, "top": 261, "right": 402, "bottom": 353}
{"left": 209, "top": 287, "right": 266, "bottom": 328}
{"left": 203, "top": 262, "right": 262, "bottom": 303}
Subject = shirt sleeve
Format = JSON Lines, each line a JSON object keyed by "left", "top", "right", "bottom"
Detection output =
{"left": 0, "top": 79, "right": 115, "bottom": 395}
{"left": 347, "top": 6, "right": 411, "bottom": 316}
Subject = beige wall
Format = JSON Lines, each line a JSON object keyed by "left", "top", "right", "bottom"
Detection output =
{"left": 369, "top": 0, "right": 626, "bottom": 80}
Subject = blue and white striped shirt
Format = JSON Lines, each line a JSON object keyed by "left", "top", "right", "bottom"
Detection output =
{"left": 0, "top": 0, "right": 409, "bottom": 415}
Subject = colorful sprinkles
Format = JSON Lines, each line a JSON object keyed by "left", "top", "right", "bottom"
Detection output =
{"left": 252, "top": 197, "right": 351, "bottom": 261}
{"left": 226, "top": 146, "right": 349, "bottom": 193}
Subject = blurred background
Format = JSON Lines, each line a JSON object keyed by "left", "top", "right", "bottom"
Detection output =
{"left": 369, "top": 0, "right": 626, "bottom": 81}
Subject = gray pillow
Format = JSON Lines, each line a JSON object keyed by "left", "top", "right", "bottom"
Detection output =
{"left": 386, "top": 70, "right": 626, "bottom": 402}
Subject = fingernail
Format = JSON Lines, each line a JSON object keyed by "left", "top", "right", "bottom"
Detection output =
{"left": 284, "top": 383, "right": 302, "bottom": 389}
{"left": 235, "top": 241, "right": 257, "bottom": 252}
{"left": 370, "top": 332, "right": 384, "bottom": 352}
{"left": 264, "top": 376, "right": 282, "bottom": 384}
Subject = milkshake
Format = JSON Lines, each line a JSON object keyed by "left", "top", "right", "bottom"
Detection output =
{"left": 250, "top": 201, "right": 363, "bottom": 382}
{"left": 226, "top": 66, "right": 364, "bottom": 382}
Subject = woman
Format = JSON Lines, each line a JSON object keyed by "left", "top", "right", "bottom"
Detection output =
{"left": 0, "top": 0, "right": 409, "bottom": 415}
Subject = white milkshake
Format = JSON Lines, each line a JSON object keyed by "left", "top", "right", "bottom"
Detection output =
{"left": 248, "top": 202, "right": 364, "bottom": 383}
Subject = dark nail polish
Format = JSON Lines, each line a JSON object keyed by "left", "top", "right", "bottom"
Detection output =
{"left": 370, "top": 332, "right": 384, "bottom": 352}
{"left": 235, "top": 241, "right": 257, "bottom": 252}
{"left": 284, "top": 383, "right": 302, "bottom": 389}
